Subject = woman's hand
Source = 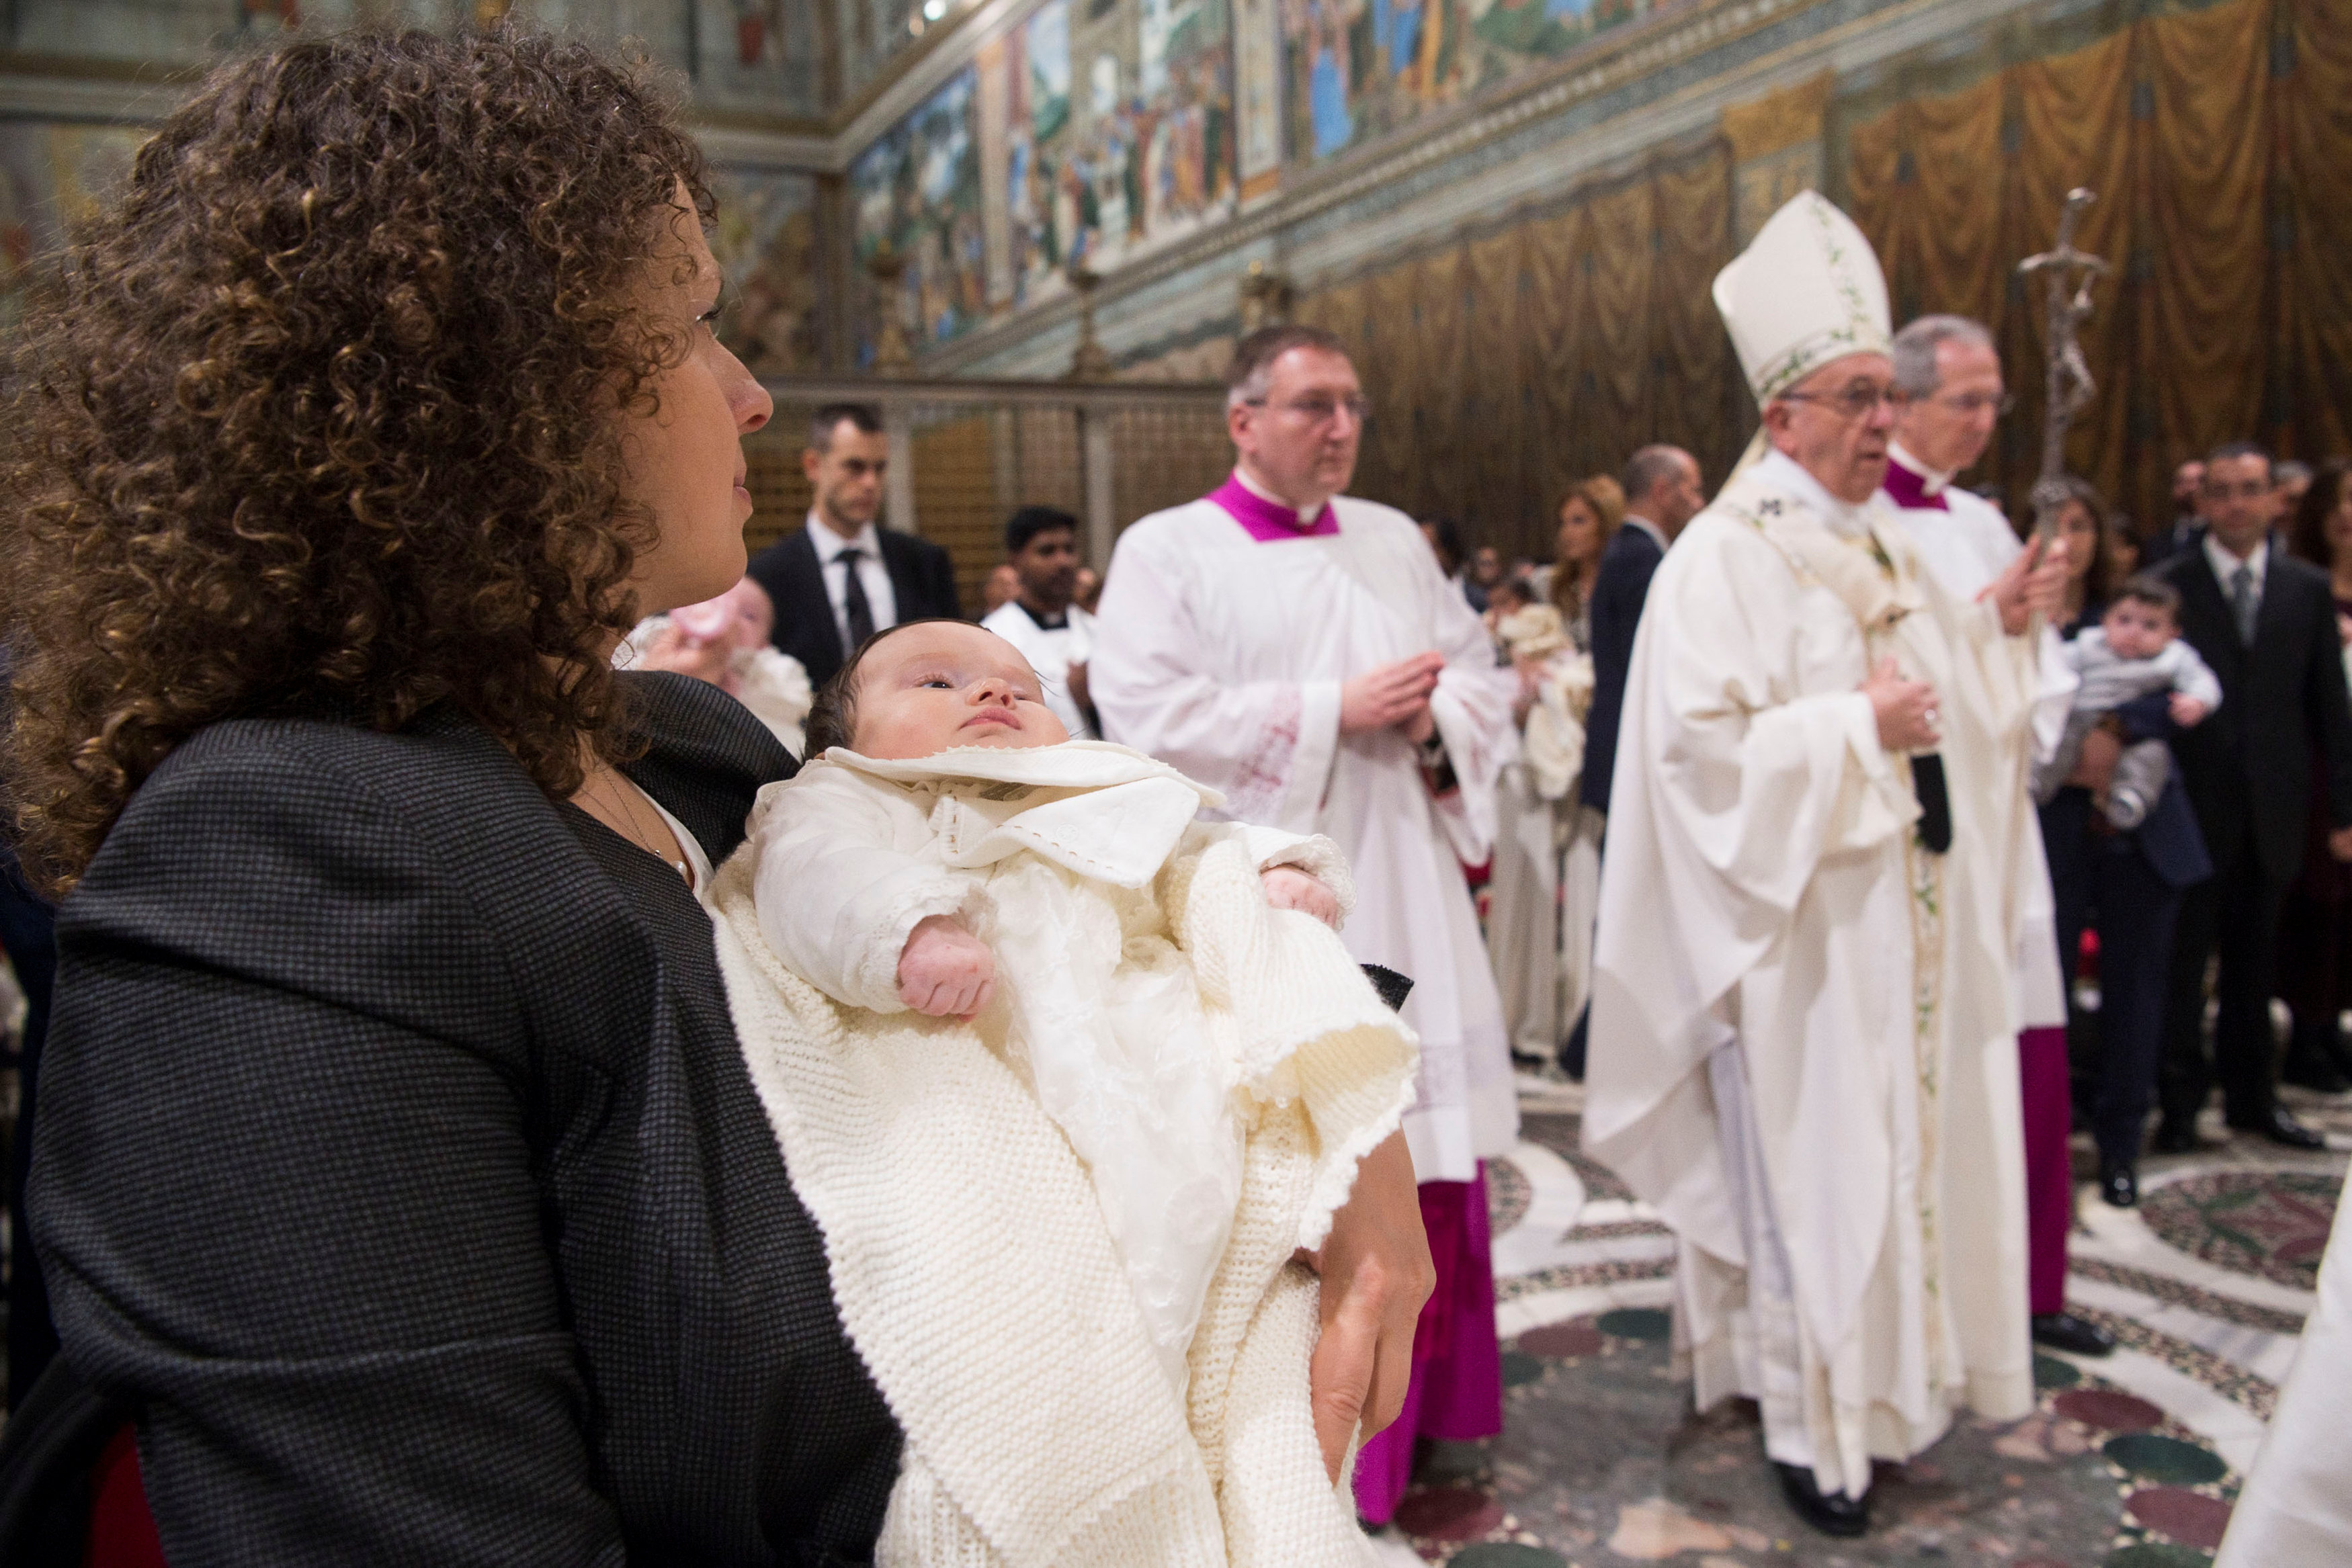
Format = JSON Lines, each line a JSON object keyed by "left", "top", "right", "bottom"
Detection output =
{"left": 1301, "top": 1131, "right": 1433, "bottom": 1483}
{"left": 1260, "top": 866, "right": 1342, "bottom": 928}
{"left": 896, "top": 914, "right": 995, "bottom": 1018}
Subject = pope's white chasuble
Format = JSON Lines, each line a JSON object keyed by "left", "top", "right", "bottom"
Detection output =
{"left": 1585, "top": 450, "right": 2040, "bottom": 1495}
{"left": 1091, "top": 490, "right": 1521, "bottom": 1181}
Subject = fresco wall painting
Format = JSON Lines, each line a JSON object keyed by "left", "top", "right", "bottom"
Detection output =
{"left": 1281, "top": 0, "right": 1679, "bottom": 162}
{"left": 1001, "top": 0, "right": 1239, "bottom": 308}
{"left": 706, "top": 165, "right": 827, "bottom": 374}
{"left": 849, "top": 67, "right": 988, "bottom": 361}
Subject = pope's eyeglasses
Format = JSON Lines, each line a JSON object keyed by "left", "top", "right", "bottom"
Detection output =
{"left": 1779, "top": 384, "right": 1900, "bottom": 421}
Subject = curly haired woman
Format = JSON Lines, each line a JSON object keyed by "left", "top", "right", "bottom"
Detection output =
{"left": 3, "top": 32, "right": 1429, "bottom": 1563}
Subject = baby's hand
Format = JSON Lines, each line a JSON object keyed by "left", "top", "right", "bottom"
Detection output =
{"left": 1261, "top": 866, "right": 1341, "bottom": 929}
{"left": 2169, "top": 693, "right": 2210, "bottom": 728}
{"left": 896, "top": 914, "right": 996, "bottom": 1018}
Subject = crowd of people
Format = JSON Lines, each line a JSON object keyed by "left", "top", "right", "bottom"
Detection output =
{"left": 3, "top": 24, "right": 2351, "bottom": 1568}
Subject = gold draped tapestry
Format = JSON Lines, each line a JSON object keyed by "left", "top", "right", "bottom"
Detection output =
{"left": 1845, "top": 0, "right": 2352, "bottom": 531}
{"left": 1295, "top": 142, "right": 1740, "bottom": 564}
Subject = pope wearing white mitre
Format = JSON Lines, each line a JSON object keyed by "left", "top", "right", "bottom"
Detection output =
{"left": 1581, "top": 191, "right": 2066, "bottom": 1539}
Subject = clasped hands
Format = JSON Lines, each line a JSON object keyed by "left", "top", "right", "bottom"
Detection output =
{"left": 1341, "top": 651, "right": 1446, "bottom": 745}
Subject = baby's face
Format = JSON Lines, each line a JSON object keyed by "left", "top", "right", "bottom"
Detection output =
{"left": 2103, "top": 599, "right": 2177, "bottom": 662}
{"left": 850, "top": 621, "right": 1071, "bottom": 758}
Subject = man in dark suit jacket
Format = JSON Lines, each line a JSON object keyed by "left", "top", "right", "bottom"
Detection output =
{"left": 1560, "top": 444, "right": 1701, "bottom": 1078}
{"left": 1581, "top": 444, "right": 1704, "bottom": 818}
{"left": 2043, "top": 690, "right": 2212, "bottom": 1207}
{"left": 2152, "top": 442, "right": 2352, "bottom": 1150}
{"left": 745, "top": 402, "right": 962, "bottom": 689}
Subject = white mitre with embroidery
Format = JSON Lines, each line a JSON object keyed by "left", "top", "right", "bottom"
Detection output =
{"left": 1713, "top": 189, "right": 1892, "bottom": 400}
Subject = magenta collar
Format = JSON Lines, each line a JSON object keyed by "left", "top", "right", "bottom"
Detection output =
{"left": 1881, "top": 454, "right": 1948, "bottom": 513}
{"left": 1208, "top": 472, "right": 1340, "bottom": 541}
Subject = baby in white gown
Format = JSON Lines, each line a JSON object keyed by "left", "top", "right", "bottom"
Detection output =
{"left": 753, "top": 621, "right": 1351, "bottom": 1385}
{"left": 724, "top": 619, "right": 1417, "bottom": 1565}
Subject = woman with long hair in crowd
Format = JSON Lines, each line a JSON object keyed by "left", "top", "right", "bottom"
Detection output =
{"left": 2035, "top": 477, "right": 2211, "bottom": 1208}
{"left": 1544, "top": 474, "right": 1624, "bottom": 647}
{"left": 0, "top": 30, "right": 1427, "bottom": 1559}
{"left": 2052, "top": 476, "right": 2114, "bottom": 634}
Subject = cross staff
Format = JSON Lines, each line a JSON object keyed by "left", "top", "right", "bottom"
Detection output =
{"left": 2017, "top": 187, "right": 2111, "bottom": 543}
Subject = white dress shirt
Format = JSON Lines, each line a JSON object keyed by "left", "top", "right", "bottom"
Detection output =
{"left": 2203, "top": 529, "right": 2267, "bottom": 622}
{"left": 808, "top": 513, "right": 899, "bottom": 656}
{"left": 1620, "top": 513, "right": 1669, "bottom": 553}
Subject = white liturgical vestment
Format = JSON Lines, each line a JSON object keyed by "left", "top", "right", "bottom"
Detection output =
{"left": 1585, "top": 449, "right": 2041, "bottom": 1496}
{"left": 1091, "top": 488, "right": 1521, "bottom": 1182}
{"left": 1881, "top": 444, "right": 2075, "bottom": 1033}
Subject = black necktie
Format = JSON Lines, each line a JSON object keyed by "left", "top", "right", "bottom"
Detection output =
{"left": 836, "top": 546, "right": 876, "bottom": 656}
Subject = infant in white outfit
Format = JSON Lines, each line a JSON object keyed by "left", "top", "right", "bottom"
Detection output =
{"left": 751, "top": 621, "right": 1372, "bottom": 1387}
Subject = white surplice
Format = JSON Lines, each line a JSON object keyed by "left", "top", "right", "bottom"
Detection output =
{"left": 1584, "top": 449, "right": 2040, "bottom": 1497}
{"left": 1091, "top": 492, "right": 1521, "bottom": 1181}
{"left": 1882, "top": 447, "right": 2076, "bottom": 1033}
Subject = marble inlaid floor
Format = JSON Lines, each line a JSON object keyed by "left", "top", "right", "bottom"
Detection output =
{"left": 1363, "top": 1080, "right": 2352, "bottom": 1567}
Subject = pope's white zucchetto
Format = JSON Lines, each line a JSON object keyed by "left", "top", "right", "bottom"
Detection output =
{"left": 1712, "top": 189, "right": 1892, "bottom": 402}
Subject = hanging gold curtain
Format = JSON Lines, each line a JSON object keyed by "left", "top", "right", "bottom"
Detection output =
{"left": 2285, "top": 0, "right": 2352, "bottom": 459}
{"left": 1648, "top": 148, "right": 1738, "bottom": 482}
{"left": 1294, "top": 142, "right": 1737, "bottom": 562}
{"left": 1845, "top": 0, "right": 2352, "bottom": 531}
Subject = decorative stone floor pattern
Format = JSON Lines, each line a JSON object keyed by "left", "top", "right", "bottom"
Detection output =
{"left": 1396, "top": 1090, "right": 2349, "bottom": 1566}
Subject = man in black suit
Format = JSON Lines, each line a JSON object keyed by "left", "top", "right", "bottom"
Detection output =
{"left": 2152, "top": 441, "right": 2352, "bottom": 1150}
{"left": 1581, "top": 444, "right": 1703, "bottom": 820}
{"left": 745, "top": 402, "right": 962, "bottom": 689}
{"left": 1560, "top": 443, "right": 1701, "bottom": 1077}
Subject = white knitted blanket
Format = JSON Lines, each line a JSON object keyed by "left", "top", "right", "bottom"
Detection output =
{"left": 709, "top": 830, "right": 1417, "bottom": 1567}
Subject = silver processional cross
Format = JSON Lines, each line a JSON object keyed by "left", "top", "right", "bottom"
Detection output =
{"left": 2016, "top": 187, "right": 2111, "bottom": 543}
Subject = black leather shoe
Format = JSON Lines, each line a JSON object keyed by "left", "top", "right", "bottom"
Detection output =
{"left": 2228, "top": 1107, "right": 2328, "bottom": 1149}
{"left": 1773, "top": 1461, "right": 1869, "bottom": 1538}
{"left": 2033, "top": 1311, "right": 2117, "bottom": 1356}
{"left": 2099, "top": 1159, "right": 2138, "bottom": 1209}
{"left": 2150, "top": 1119, "right": 2201, "bottom": 1155}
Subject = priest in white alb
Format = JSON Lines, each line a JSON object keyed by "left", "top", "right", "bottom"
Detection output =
{"left": 1880, "top": 314, "right": 2117, "bottom": 1360}
{"left": 1582, "top": 192, "right": 2068, "bottom": 1539}
{"left": 1091, "top": 323, "right": 1519, "bottom": 1528}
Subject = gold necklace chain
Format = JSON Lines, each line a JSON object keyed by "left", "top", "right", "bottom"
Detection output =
{"left": 587, "top": 764, "right": 691, "bottom": 887}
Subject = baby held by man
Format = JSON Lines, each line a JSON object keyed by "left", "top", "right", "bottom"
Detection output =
{"left": 704, "top": 619, "right": 1418, "bottom": 1567}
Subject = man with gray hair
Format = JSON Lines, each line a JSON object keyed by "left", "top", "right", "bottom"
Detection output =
{"left": 1880, "top": 314, "right": 2114, "bottom": 1360}
{"left": 1582, "top": 444, "right": 1703, "bottom": 821}
{"left": 1091, "top": 323, "right": 1521, "bottom": 1529}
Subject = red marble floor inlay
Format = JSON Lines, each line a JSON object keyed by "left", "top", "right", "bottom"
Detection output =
{"left": 2126, "top": 1487, "right": 2234, "bottom": 1549}
{"left": 1394, "top": 1485, "right": 1505, "bottom": 1542}
{"left": 1519, "top": 1320, "right": 1604, "bottom": 1358}
{"left": 2052, "top": 1388, "right": 2164, "bottom": 1431}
